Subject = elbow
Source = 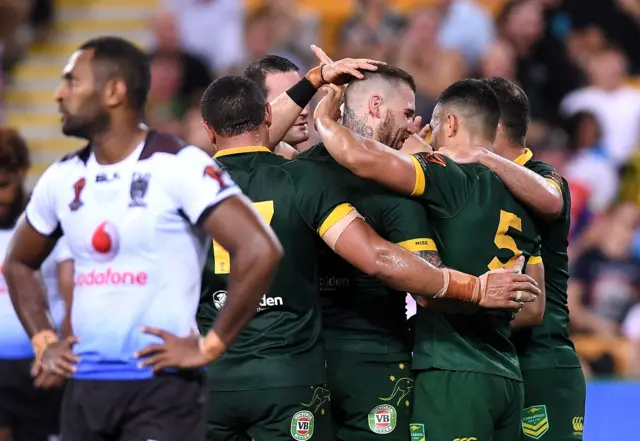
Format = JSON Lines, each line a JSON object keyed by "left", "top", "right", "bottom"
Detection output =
{"left": 254, "top": 232, "right": 284, "bottom": 273}
{"left": 540, "top": 193, "right": 564, "bottom": 219}
{"left": 358, "top": 245, "right": 395, "bottom": 280}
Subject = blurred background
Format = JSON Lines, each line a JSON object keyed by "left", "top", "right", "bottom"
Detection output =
{"left": 1, "top": 0, "right": 640, "bottom": 437}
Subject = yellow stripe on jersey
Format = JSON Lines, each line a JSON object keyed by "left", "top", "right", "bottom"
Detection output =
{"left": 514, "top": 148, "right": 533, "bottom": 166}
{"left": 546, "top": 177, "right": 562, "bottom": 193}
{"left": 528, "top": 255, "right": 543, "bottom": 265}
{"left": 318, "top": 203, "right": 355, "bottom": 237}
{"left": 214, "top": 146, "right": 270, "bottom": 158}
{"left": 397, "top": 238, "right": 438, "bottom": 252}
{"left": 410, "top": 155, "right": 426, "bottom": 197}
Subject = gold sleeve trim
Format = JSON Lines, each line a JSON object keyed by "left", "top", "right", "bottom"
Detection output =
{"left": 318, "top": 203, "right": 355, "bottom": 237}
{"left": 528, "top": 255, "right": 543, "bottom": 265}
{"left": 396, "top": 238, "right": 438, "bottom": 252}
{"left": 546, "top": 177, "right": 562, "bottom": 193}
{"left": 410, "top": 155, "right": 426, "bottom": 197}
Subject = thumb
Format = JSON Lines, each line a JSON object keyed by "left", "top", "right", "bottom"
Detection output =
{"left": 409, "top": 116, "right": 422, "bottom": 134}
{"left": 419, "top": 123, "right": 432, "bottom": 140}
{"left": 512, "top": 255, "right": 526, "bottom": 274}
{"left": 311, "top": 44, "right": 333, "bottom": 64}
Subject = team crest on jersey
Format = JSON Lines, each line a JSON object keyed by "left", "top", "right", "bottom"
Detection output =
{"left": 415, "top": 152, "right": 446, "bottom": 167}
{"left": 368, "top": 405, "right": 397, "bottom": 434}
{"left": 290, "top": 410, "right": 314, "bottom": 440}
{"left": 212, "top": 290, "right": 227, "bottom": 310}
{"left": 410, "top": 424, "right": 425, "bottom": 441}
{"left": 69, "top": 177, "right": 86, "bottom": 211}
{"left": 129, "top": 173, "right": 150, "bottom": 207}
{"left": 204, "top": 165, "right": 228, "bottom": 190}
{"left": 522, "top": 405, "right": 549, "bottom": 439}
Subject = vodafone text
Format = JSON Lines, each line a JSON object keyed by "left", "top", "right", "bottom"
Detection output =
{"left": 76, "top": 268, "right": 148, "bottom": 287}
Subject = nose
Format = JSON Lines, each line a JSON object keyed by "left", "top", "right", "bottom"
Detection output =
{"left": 300, "top": 103, "right": 310, "bottom": 117}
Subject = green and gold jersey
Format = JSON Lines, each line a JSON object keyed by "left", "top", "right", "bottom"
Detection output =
{"left": 299, "top": 144, "right": 437, "bottom": 358}
{"left": 408, "top": 151, "right": 542, "bottom": 381}
{"left": 198, "top": 146, "right": 354, "bottom": 391}
{"left": 510, "top": 149, "right": 581, "bottom": 370}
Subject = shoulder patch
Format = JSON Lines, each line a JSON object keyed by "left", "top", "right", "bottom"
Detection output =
{"left": 139, "top": 130, "right": 187, "bottom": 160}
{"left": 59, "top": 145, "right": 91, "bottom": 164}
{"left": 414, "top": 152, "right": 446, "bottom": 168}
{"left": 546, "top": 171, "right": 564, "bottom": 188}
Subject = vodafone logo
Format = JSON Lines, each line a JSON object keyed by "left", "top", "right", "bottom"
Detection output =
{"left": 75, "top": 268, "right": 148, "bottom": 287}
{"left": 91, "top": 221, "right": 120, "bottom": 262}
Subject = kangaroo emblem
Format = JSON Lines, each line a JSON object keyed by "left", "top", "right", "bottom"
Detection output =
{"left": 379, "top": 377, "right": 414, "bottom": 406}
{"left": 301, "top": 386, "right": 331, "bottom": 413}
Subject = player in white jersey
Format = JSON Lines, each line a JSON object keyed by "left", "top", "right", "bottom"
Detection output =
{"left": 3, "top": 37, "right": 283, "bottom": 441}
{"left": 0, "top": 127, "right": 73, "bottom": 441}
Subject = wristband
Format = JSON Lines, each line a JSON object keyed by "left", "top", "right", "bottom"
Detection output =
{"left": 31, "top": 330, "right": 59, "bottom": 361}
{"left": 304, "top": 65, "right": 325, "bottom": 89}
{"left": 440, "top": 268, "right": 481, "bottom": 304}
{"left": 198, "top": 331, "right": 227, "bottom": 361}
{"left": 285, "top": 77, "right": 318, "bottom": 109}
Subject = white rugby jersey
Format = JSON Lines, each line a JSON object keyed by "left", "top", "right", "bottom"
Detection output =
{"left": 0, "top": 229, "right": 71, "bottom": 359}
{"left": 25, "top": 131, "right": 240, "bottom": 380}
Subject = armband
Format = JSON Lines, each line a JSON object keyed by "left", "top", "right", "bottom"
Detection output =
{"left": 286, "top": 77, "right": 318, "bottom": 109}
{"left": 438, "top": 268, "right": 481, "bottom": 304}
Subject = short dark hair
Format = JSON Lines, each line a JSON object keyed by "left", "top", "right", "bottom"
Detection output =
{"left": 79, "top": 36, "right": 151, "bottom": 115}
{"left": 245, "top": 55, "right": 299, "bottom": 96}
{"left": 436, "top": 79, "right": 500, "bottom": 141}
{"left": 357, "top": 64, "right": 417, "bottom": 93}
{"left": 201, "top": 76, "right": 266, "bottom": 137}
{"left": 482, "top": 77, "right": 530, "bottom": 144}
{"left": 0, "top": 127, "right": 30, "bottom": 173}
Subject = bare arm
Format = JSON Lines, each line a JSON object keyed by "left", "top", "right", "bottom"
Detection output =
{"left": 199, "top": 194, "right": 283, "bottom": 356}
{"left": 475, "top": 149, "right": 564, "bottom": 219}
{"left": 511, "top": 262, "right": 546, "bottom": 328}
{"left": 56, "top": 259, "right": 74, "bottom": 338}
{"left": 316, "top": 116, "right": 418, "bottom": 195}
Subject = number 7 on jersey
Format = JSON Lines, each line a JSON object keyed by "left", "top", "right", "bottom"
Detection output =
{"left": 212, "top": 200, "right": 275, "bottom": 274}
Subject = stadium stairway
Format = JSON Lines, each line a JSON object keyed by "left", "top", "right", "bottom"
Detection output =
{"left": 5, "top": 0, "right": 158, "bottom": 189}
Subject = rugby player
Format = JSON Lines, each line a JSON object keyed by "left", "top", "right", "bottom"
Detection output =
{"left": 0, "top": 127, "right": 73, "bottom": 441}
{"left": 471, "top": 77, "right": 585, "bottom": 441}
{"left": 3, "top": 36, "right": 283, "bottom": 441}
{"left": 316, "top": 78, "right": 546, "bottom": 441}
{"left": 196, "top": 75, "right": 540, "bottom": 441}
{"left": 245, "top": 55, "right": 308, "bottom": 159}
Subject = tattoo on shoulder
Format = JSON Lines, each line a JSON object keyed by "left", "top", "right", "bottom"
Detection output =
{"left": 342, "top": 107, "right": 374, "bottom": 138}
{"left": 416, "top": 250, "right": 444, "bottom": 268}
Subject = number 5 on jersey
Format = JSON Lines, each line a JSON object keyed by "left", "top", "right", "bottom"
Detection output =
{"left": 488, "top": 210, "right": 523, "bottom": 270}
{"left": 212, "top": 201, "right": 275, "bottom": 274}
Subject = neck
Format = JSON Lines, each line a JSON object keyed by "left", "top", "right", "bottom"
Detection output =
{"left": 342, "top": 107, "right": 374, "bottom": 139}
{"left": 215, "top": 131, "right": 269, "bottom": 152}
{"left": 493, "top": 138, "right": 525, "bottom": 161}
{"left": 448, "top": 132, "right": 492, "bottom": 151}
{"left": 92, "top": 118, "right": 147, "bottom": 165}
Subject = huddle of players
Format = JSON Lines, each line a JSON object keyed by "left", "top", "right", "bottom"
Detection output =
{"left": 198, "top": 53, "right": 586, "bottom": 441}
{"left": 0, "top": 35, "right": 585, "bottom": 441}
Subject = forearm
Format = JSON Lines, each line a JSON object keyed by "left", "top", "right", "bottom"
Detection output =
{"left": 209, "top": 242, "right": 281, "bottom": 347}
{"left": 477, "top": 150, "right": 563, "bottom": 218}
{"left": 5, "top": 261, "right": 55, "bottom": 337}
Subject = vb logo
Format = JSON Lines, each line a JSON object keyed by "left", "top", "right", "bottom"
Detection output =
{"left": 572, "top": 417, "right": 584, "bottom": 433}
{"left": 290, "top": 410, "right": 314, "bottom": 441}
{"left": 453, "top": 438, "right": 478, "bottom": 441}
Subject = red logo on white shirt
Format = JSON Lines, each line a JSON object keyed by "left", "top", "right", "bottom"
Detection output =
{"left": 69, "top": 177, "right": 86, "bottom": 211}
{"left": 204, "top": 165, "right": 227, "bottom": 190}
{"left": 91, "top": 221, "right": 120, "bottom": 262}
{"left": 75, "top": 268, "right": 148, "bottom": 287}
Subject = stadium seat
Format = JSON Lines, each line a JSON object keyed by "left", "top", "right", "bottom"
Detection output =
{"left": 573, "top": 335, "right": 631, "bottom": 376}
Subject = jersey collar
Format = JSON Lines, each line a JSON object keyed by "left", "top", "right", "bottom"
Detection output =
{"left": 214, "top": 146, "right": 270, "bottom": 158}
{"left": 514, "top": 148, "right": 533, "bottom": 165}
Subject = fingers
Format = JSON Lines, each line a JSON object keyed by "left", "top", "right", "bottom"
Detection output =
{"left": 408, "top": 116, "right": 422, "bottom": 134}
{"left": 512, "top": 282, "right": 541, "bottom": 298}
{"left": 512, "top": 255, "right": 526, "bottom": 273}
{"left": 311, "top": 44, "right": 334, "bottom": 64}
{"left": 134, "top": 344, "right": 166, "bottom": 359}
{"left": 48, "top": 358, "right": 77, "bottom": 377}
{"left": 141, "top": 326, "right": 169, "bottom": 340}
{"left": 64, "top": 335, "right": 80, "bottom": 346}
{"left": 31, "top": 360, "right": 42, "bottom": 377}
{"left": 418, "top": 123, "right": 432, "bottom": 139}
{"left": 138, "top": 353, "right": 171, "bottom": 372}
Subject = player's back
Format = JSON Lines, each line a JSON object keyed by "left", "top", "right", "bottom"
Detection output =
{"left": 199, "top": 147, "right": 327, "bottom": 391}
{"left": 410, "top": 153, "right": 542, "bottom": 381}
{"left": 511, "top": 155, "right": 580, "bottom": 369}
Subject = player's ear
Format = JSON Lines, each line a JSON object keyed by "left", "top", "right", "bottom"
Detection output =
{"left": 200, "top": 120, "right": 216, "bottom": 144}
{"left": 368, "top": 93, "right": 382, "bottom": 119}
{"left": 496, "top": 121, "right": 507, "bottom": 138}
{"left": 445, "top": 113, "right": 458, "bottom": 138}
{"left": 264, "top": 101, "right": 273, "bottom": 128}
{"left": 103, "top": 78, "right": 127, "bottom": 108}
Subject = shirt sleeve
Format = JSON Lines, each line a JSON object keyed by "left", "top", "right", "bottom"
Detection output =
{"left": 25, "top": 163, "right": 60, "bottom": 236}
{"left": 378, "top": 194, "right": 438, "bottom": 253}
{"left": 169, "top": 146, "right": 242, "bottom": 225}
{"left": 285, "top": 160, "right": 354, "bottom": 237}
{"left": 54, "top": 236, "right": 73, "bottom": 263}
{"left": 409, "top": 152, "right": 474, "bottom": 217}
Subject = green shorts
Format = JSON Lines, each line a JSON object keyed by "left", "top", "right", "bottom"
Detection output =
{"left": 326, "top": 351, "right": 413, "bottom": 441}
{"left": 520, "top": 368, "right": 586, "bottom": 441}
{"left": 206, "top": 384, "right": 333, "bottom": 441}
{"left": 411, "top": 369, "right": 524, "bottom": 441}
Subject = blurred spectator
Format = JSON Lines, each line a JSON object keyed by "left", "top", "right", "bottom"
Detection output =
{"left": 560, "top": 47, "right": 640, "bottom": 165}
{"left": 29, "top": 0, "right": 54, "bottom": 42}
{"left": 163, "top": 0, "right": 246, "bottom": 73}
{"left": 148, "top": 11, "right": 213, "bottom": 103}
{"left": 563, "top": 111, "right": 619, "bottom": 216}
{"left": 436, "top": 0, "right": 496, "bottom": 69}
{"left": 183, "top": 105, "right": 212, "bottom": 155}
{"left": 146, "top": 52, "right": 186, "bottom": 133}
{"left": 477, "top": 40, "right": 517, "bottom": 81}
{"left": 568, "top": 202, "right": 640, "bottom": 337}
{"left": 396, "top": 7, "right": 467, "bottom": 120}
{"left": 565, "top": 26, "right": 607, "bottom": 72}
{"left": 338, "top": 0, "right": 406, "bottom": 61}
{"left": 0, "top": 0, "right": 30, "bottom": 71}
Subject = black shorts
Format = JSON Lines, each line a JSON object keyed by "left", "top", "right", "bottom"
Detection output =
{"left": 0, "top": 358, "right": 63, "bottom": 441}
{"left": 62, "top": 371, "right": 207, "bottom": 441}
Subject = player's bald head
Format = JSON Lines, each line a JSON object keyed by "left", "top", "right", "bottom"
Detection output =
{"left": 344, "top": 64, "right": 416, "bottom": 108}
{"left": 435, "top": 79, "right": 500, "bottom": 142}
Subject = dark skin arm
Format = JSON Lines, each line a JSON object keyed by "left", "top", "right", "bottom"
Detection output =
{"left": 57, "top": 259, "right": 74, "bottom": 338}
{"left": 137, "top": 194, "right": 283, "bottom": 371}
{"left": 511, "top": 262, "right": 546, "bottom": 328}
